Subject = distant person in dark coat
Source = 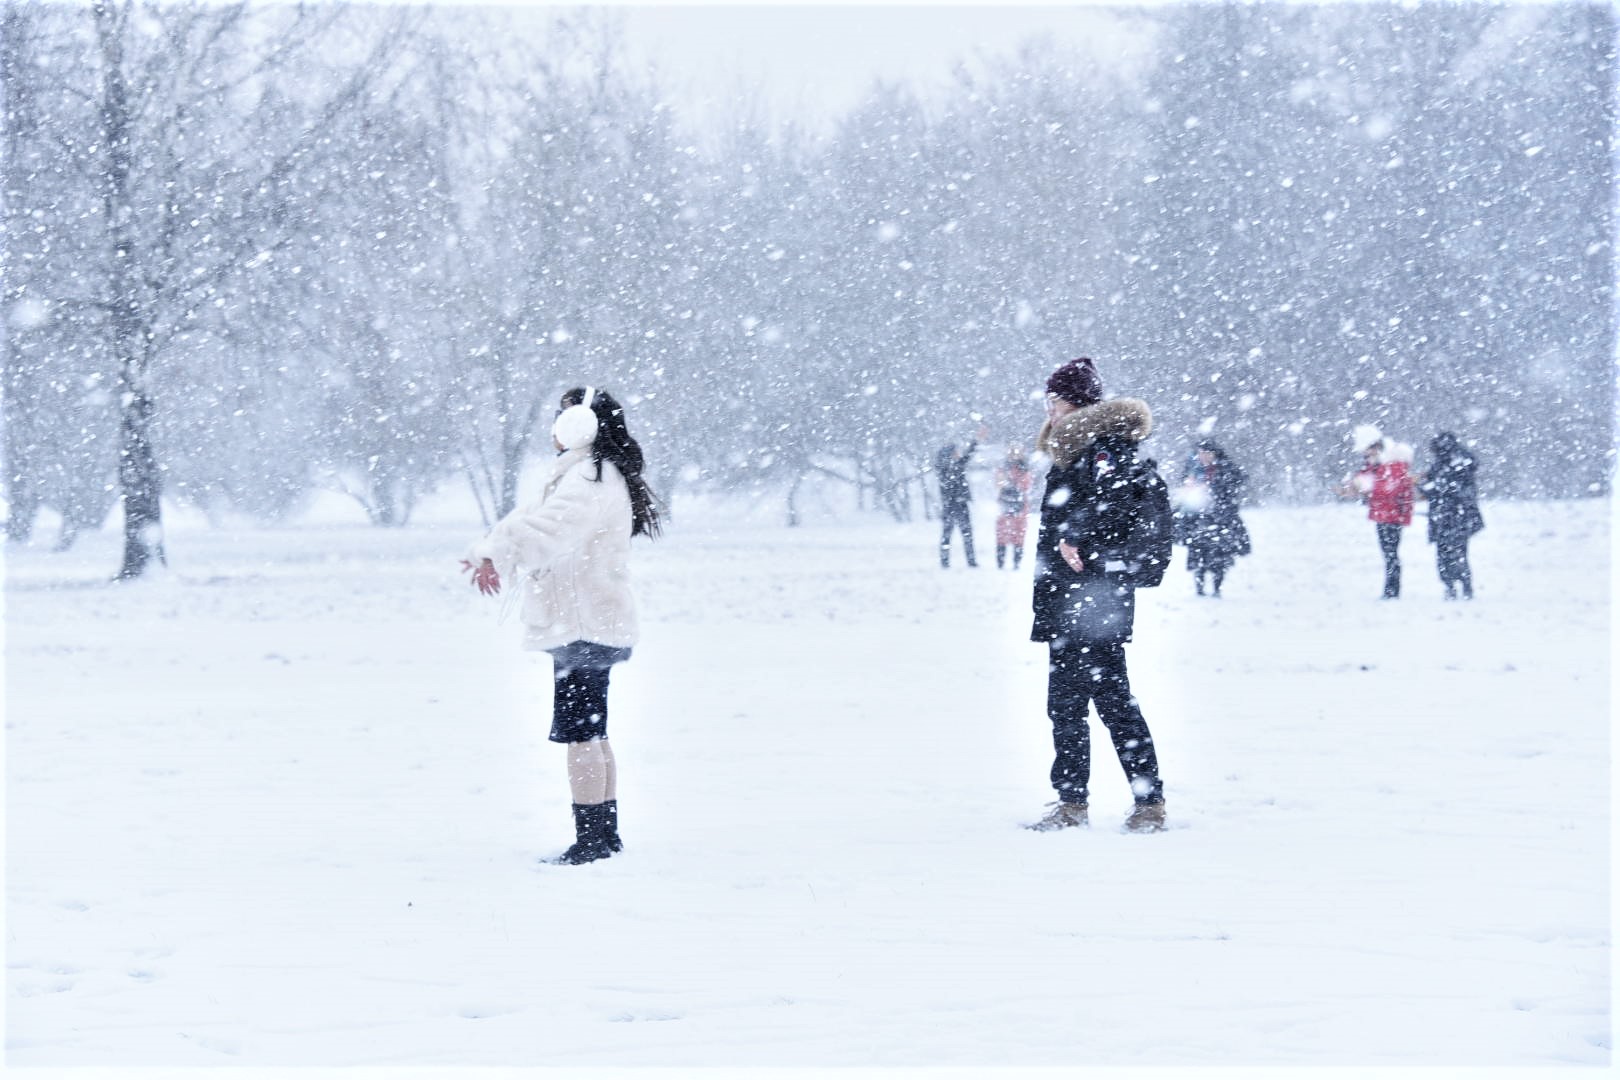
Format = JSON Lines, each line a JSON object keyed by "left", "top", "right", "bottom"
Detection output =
{"left": 1418, "top": 432, "right": 1484, "bottom": 600}
{"left": 936, "top": 429, "right": 986, "bottom": 568}
{"left": 1172, "top": 440, "right": 1251, "bottom": 597}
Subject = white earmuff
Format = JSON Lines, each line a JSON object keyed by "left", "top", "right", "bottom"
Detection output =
{"left": 552, "top": 386, "right": 600, "bottom": 450}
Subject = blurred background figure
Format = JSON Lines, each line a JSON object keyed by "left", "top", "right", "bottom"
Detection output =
{"left": 1171, "top": 439, "right": 1250, "bottom": 597}
{"left": 1335, "top": 424, "right": 1416, "bottom": 599}
{"left": 935, "top": 424, "right": 988, "bottom": 568}
{"left": 1418, "top": 432, "right": 1484, "bottom": 600}
{"left": 993, "top": 444, "right": 1034, "bottom": 570}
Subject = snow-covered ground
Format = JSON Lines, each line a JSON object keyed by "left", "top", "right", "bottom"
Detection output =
{"left": 4, "top": 490, "right": 1611, "bottom": 1070}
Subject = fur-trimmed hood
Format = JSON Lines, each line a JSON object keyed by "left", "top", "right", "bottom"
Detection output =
{"left": 1371, "top": 440, "right": 1414, "bottom": 467}
{"left": 1037, "top": 397, "right": 1153, "bottom": 468}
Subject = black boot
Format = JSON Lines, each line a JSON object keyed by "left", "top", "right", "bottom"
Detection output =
{"left": 603, "top": 799, "right": 623, "bottom": 852}
{"left": 545, "top": 803, "right": 613, "bottom": 865}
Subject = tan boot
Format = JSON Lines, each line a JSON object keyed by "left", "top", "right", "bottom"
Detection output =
{"left": 1123, "top": 801, "right": 1167, "bottom": 833}
{"left": 1025, "top": 801, "right": 1089, "bottom": 831}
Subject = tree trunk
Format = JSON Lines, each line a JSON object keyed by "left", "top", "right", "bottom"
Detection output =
{"left": 2, "top": 358, "right": 42, "bottom": 543}
{"left": 785, "top": 472, "right": 802, "bottom": 528}
{"left": 498, "top": 429, "right": 522, "bottom": 521}
{"left": 489, "top": 356, "right": 521, "bottom": 521}
{"left": 0, "top": 347, "right": 42, "bottom": 542}
{"left": 4, "top": 490, "right": 41, "bottom": 544}
{"left": 367, "top": 469, "right": 398, "bottom": 527}
{"left": 115, "top": 381, "right": 165, "bottom": 577}
{"left": 1, "top": 8, "right": 40, "bottom": 545}
{"left": 492, "top": 357, "right": 538, "bottom": 520}
{"left": 97, "top": 4, "right": 165, "bottom": 579}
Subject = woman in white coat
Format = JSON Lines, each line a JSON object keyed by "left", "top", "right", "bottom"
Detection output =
{"left": 463, "top": 386, "right": 661, "bottom": 864}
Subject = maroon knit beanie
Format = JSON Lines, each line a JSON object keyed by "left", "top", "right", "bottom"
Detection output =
{"left": 1045, "top": 357, "right": 1103, "bottom": 407}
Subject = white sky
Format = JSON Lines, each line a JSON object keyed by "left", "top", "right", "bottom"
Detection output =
{"left": 611, "top": 3, "right": 1156, "bottom": 133}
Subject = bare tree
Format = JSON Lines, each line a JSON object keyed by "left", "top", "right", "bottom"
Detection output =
{"left": 2, "top": 5, "right": 118, "bottom": 547}
{"left": 454, "top": 10, "right": 690, "bottom": 521}
{"left": 50, "top": 0, "right": 412, "bottom": 575}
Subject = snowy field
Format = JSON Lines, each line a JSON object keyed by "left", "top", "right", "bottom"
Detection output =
{"left": 4, "top": 487, "right": 1612, "bottom": 1071}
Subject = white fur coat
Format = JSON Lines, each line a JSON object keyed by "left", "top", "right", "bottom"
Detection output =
{"left": 469, "top": 447, "right": 638, "bottom": 651}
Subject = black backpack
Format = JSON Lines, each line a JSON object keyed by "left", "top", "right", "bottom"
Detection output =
{"left": 1083, "top": 449, "right": 1174, "bottom": 589}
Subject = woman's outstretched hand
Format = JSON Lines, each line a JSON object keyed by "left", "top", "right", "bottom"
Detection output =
{"left": 461, "top": 558, "right": 501, "bottom": 596}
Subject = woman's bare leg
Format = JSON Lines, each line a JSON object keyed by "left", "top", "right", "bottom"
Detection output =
{"left": 566, "top": 739, "right": 609, "bottom": 805}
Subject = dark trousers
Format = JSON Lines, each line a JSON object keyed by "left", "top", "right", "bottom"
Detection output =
{"left": 1376, "top": 523, "right": 1403, "bottom": 598}
{"left": 1192, "top": 562, "right": 1225, "bottom": 595}
{"left": 1436, "top": 535, "right": 1473, "bottom": 596}
{"left": 940, "top": 502, "right": 976, "bottom": 566}
{"left": 1047, "top": 639, "right": 1163, "bottom": 805}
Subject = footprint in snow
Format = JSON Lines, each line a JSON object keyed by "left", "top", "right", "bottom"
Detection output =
{"left": 609, "top": 1010, "right": 684, "bottom": 1023}
{"left": 457, "top": 1004, "right": 516, "bottom": 1020}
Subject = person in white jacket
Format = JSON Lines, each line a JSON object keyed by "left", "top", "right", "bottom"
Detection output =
{"left": 463, "top": 386, "right": 662, "bottom": 864}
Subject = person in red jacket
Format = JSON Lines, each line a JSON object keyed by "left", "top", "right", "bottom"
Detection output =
{"left": 993, "top": 445, "right": 1034, "bottom": 570}
{"left": 1335, "top": 425, "right": 1416, "bottom": 599}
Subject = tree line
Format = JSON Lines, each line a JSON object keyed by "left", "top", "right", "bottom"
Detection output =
{"left": 2, "top": 1, "right": 1612, "bottom": 577}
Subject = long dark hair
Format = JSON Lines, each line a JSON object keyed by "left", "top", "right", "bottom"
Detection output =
{"left": 561, "top": 387, "right": 662, "bottom": 538}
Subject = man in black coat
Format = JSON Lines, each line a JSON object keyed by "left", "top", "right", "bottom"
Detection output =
{"left": 1419, "top": 431, "right": 1484, "bottom": 600}
{"left": 936, "top": 437, "right": 979, "bottom": 568}
{"left": 1026, "top": 357, "right": 1172, "bottom": 834}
